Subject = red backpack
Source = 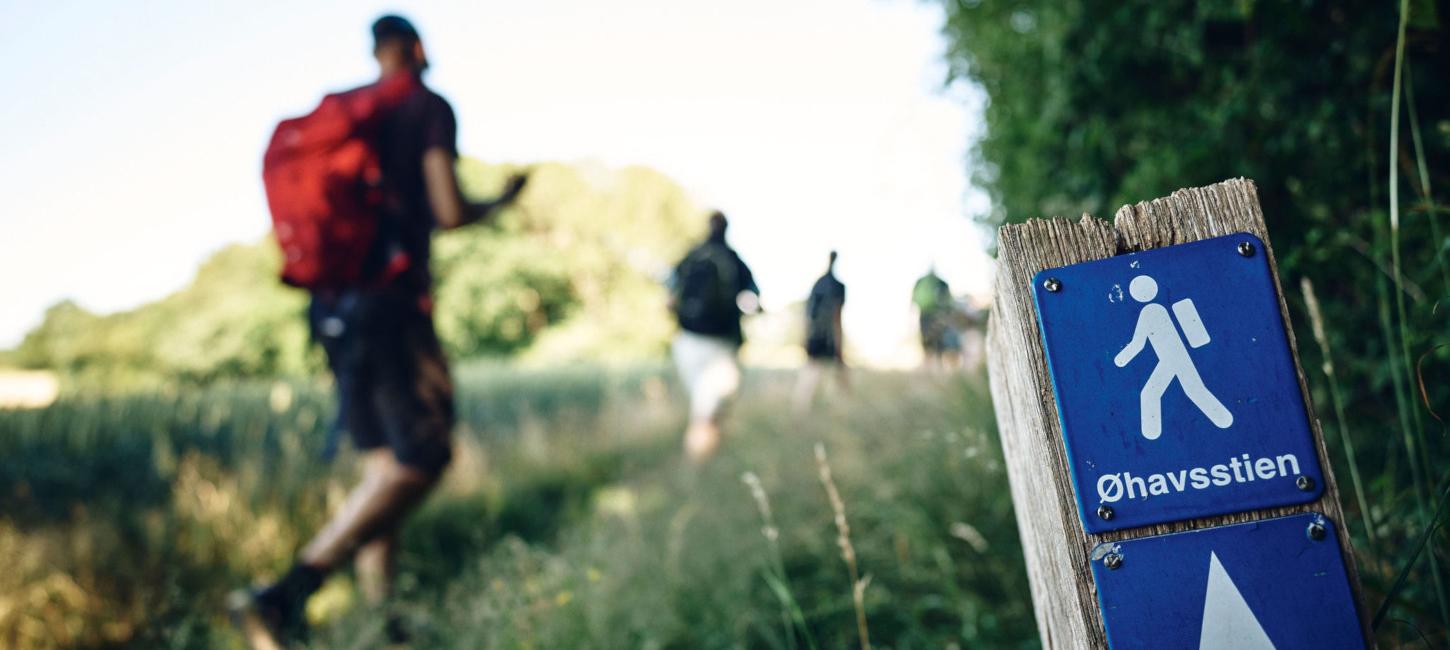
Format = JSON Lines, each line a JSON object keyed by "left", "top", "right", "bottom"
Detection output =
{"left": 262, "top": 73, "right": 420, "bottom": 289}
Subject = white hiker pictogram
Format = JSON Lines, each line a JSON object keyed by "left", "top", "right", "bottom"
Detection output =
{"left": 1114, "top": 275, "right": 1233, "bottom": 440}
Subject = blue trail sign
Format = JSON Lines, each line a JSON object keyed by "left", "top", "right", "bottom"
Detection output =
{"left": 1033, "top": 233, "right": 1323, "bottom": 532}
{"left": 1090, "top": 513, "right": 1363, "bottom": 649}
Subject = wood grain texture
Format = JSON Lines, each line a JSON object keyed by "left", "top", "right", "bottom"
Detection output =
{"left": 987, "top": 179, "right": 1367, "bottom": 648}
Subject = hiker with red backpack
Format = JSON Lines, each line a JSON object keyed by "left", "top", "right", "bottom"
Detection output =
{"left": 231, "top": 15, "right": 525, "bottom": 646}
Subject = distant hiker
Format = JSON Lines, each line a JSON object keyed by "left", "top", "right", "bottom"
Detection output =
{"left": 232, "top": 15, "right": 526, "bottom": 646}
{"left": 913, "top": 268, "right": 959, "bottom": 370}
{"left": 669, "top": 211, "right": 759, "bottom": 463}
{"left": 793, "top": 250, "right": 848, "bottom": 412}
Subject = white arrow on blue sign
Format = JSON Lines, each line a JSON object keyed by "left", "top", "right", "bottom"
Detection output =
{"left": 1033, "top": 233, "right": 1324, "bottom": 532}
{"left": 1090, "top": 513, "right": 1363, "bottom": 649}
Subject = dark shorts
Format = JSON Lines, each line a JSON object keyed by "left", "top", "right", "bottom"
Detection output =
{"left": 310, "top": 289, "right": 455, "bottom": 477}
{"left": 920, "top": 313, "right": 951, "bottom": 353}
{"left": 806, "top": 336, "right": 839, "bottom": 360}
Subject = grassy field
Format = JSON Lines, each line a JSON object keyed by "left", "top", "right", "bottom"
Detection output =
{"left": 0, "top": 364, "right": 1035, "bottom": 648}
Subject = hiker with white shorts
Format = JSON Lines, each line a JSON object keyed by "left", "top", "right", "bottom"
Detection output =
{"left": 668, "top": 212, "right": 759, "bottom": 462}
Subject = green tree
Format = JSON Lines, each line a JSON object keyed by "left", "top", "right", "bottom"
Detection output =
{"left": 13, "top": 159, "right": 705, "bottom": 386}
{"left": 15, "top": 301, "right": 102, "bottom": 371}
{"left": 15, "top": 243, "right": 313, "bottom": 386}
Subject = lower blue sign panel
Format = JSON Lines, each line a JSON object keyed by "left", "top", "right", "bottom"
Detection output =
{"left": 1091, "top": 513, "right": 1363, "bottom": 649}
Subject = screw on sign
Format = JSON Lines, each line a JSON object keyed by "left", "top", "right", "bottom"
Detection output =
{"left": 1103, "top": 552, "right": 1123, "bottom": 571}
{"left": 1306, "top": 521, "right": 1327, "bottom": 541}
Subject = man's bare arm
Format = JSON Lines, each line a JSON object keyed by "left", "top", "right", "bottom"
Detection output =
{"left": 422, "top": 148, "right": 526, "bottom": 230}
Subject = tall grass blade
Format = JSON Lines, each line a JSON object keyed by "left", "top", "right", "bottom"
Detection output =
{"left": 1301, "top": 278, "right": 1378, "bottom": 550}
{"left": 763, "top": 573, "right": 819, "bottom": 650}
{"left": 1375, "top": 207, "right": 1414, "bottom": 522}
{"left": 1373, "top": 481, "right": 1450, "bottom": 631}
{"left": 743, "top": 471, "right": 817, "bottom": 650}
{"left": 1403, "top": 64, "right": 1449, "bottom": 292}
{"left": 1417, "top": 346, "right": 1447, "bottom": 427}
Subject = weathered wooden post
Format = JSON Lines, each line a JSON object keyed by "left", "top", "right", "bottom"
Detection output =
{"left": 987, "top": 179, "right": 1369, "bottom": 648}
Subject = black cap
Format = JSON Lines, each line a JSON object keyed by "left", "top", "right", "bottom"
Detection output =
{"left": 372, "top": 14, "right": 420, "bottom": 48}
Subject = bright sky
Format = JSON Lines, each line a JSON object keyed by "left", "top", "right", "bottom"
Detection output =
{"left": 0, "top": 0, "right": 992, "bottom": 365}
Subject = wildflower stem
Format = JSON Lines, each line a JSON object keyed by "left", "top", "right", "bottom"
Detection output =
{"left": 815, "top": 443, "right": 870, "bottom": 650}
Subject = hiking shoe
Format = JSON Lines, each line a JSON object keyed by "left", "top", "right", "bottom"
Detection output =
{"left": 227, "top": 587, "right": 306, "bottom": 649}
{"left": 384, "top": 613, "right": 409, "bottom": 646}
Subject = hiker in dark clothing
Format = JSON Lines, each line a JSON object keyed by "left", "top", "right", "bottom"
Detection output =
{"left": 794, "top": 250, "right": 848, "bottom": 412}
{"left": 231, "top": 15, "right": 526, "bottom": 647}
{"left": 669, "top": 211, "right": 758, "bottom": 463}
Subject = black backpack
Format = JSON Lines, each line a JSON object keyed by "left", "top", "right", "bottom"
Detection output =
{"left": 674, "top": 243, "right": 739, "bottom": 330}
{"left": 806, "top": 275, "right": 842, "bottom": 345}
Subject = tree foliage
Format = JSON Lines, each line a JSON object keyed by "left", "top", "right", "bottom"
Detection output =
{"left": 14, "top": 159, "right": 704, "bottom": 387}
{"left": 939, "top": 1, "right": 1445, "bottom": 236}
{"left": 936, "top": 0, "right": 1450, "bottom": 452}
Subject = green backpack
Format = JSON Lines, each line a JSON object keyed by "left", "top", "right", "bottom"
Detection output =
{"left": 913, "top": 275, "right": 949, "bottom": 313}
